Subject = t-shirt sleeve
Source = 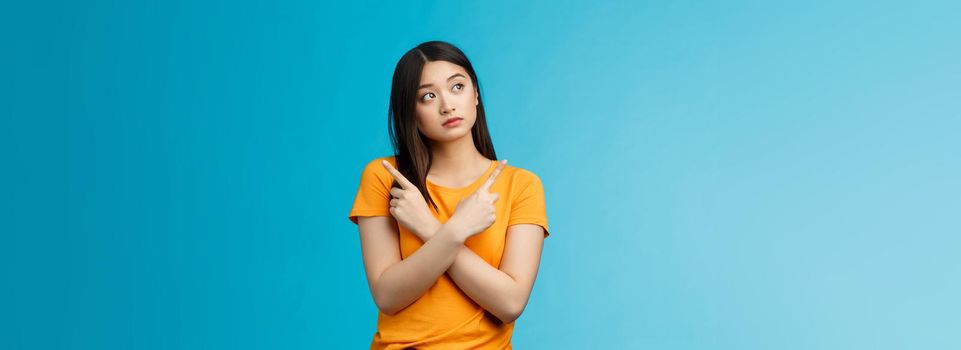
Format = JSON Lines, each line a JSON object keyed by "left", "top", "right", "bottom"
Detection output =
{"left": 508, "top": 169, "right": 550, "bottom": 238}
{"left": 348, "top": 158, "right": 393, "bottom": 225}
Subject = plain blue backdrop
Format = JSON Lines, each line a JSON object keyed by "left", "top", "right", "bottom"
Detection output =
{"left": 3, "top": 0, "right": 959, "bottom": 349}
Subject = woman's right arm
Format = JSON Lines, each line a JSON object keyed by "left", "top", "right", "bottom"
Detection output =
{"left": 357, "top": 216, "right": 466, "bottom": 315}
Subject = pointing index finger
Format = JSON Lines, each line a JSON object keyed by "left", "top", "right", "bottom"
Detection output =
{"left": 381, "top": 160, "right": 415, "bottom": 190}
{"left": 478, "top": 159, "right": 507, "bottom": 193}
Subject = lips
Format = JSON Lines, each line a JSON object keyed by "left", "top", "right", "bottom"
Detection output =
{"left": 442, "top": 117, "right": 463, "bottom": 127}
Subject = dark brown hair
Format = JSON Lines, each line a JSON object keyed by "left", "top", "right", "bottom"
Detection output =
{"left": 388, "top": 41, "right": 497, "bottom": 211}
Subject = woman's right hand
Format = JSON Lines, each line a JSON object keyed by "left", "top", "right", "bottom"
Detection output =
{"left": 447, "top": 160, "right": 507, "bottom": 241}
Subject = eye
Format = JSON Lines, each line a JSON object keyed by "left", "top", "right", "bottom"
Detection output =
{"left": 420, "top": 92, "right": 435, "bottom": 102}
{"left": 452, "top": 83, "right": 464, "bottom": 92}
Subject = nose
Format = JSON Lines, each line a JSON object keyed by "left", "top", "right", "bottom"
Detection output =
{"left": 439, "top": 96, "right": 455, "bottom": 115}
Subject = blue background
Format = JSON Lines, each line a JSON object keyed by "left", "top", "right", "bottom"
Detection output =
{"left": 3, "top": 0, "right": 959, "bottom": 349}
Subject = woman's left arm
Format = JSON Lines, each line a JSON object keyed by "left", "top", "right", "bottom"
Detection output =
{"left": 422, "top": 221, "right": 545, "bottom": 324}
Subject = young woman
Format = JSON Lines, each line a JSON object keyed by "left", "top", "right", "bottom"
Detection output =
{"left": 349, "top": 41, "right": 550, "bottom": 349}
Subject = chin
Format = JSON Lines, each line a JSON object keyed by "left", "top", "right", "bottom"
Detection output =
{"left": 427, "top": 128, "right": 472, "bottom": 143}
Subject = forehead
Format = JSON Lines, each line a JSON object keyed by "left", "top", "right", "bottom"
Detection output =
{"left": 419, "top": 60, "right": 470, "bottom": 84}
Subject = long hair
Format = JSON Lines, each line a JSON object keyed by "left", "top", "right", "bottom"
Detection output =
{"left": 388, "top": 41, "right": 497, "bottom": 211}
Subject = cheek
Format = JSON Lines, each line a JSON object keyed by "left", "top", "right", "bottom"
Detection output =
{"left": 414, "top": 108, "right": 435, "bottom": 130}
{"left": 414, "top": 104, "right": 429, "bottom": 119}
{"left": 458, "top": 90, "right": 476, "bottom": 106}
{"left": 459, "top": 94, "right": 478, "bottom": 118}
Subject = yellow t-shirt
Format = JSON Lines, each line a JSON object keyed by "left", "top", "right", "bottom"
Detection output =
{"left": 348, "top": 156, "right": 550, "bottom": 350}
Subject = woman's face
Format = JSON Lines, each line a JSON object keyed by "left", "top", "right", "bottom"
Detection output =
{"left": 414, "top": 60, "right": 479, "bottom": 143}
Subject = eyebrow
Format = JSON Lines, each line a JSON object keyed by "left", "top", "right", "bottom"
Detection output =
{"left": 417, "top": 73, "right": 467, "bottom": 90}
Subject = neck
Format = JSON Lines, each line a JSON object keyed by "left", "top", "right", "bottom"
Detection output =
{"left": 429, "top": 132, "right": 488, "bottom": 175}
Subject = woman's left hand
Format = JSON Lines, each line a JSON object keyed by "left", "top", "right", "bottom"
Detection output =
{"left": 382, "top": 160, "right": 441, "bottom": 241}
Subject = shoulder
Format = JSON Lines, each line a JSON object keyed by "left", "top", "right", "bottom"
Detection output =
{"left": 503, "top": 162, "right": 543, "bottom": 187}
{"left": 361, "top": 155, "right": 396, "bottom": 171}
{"left": 358, "top": 155, "right": 397, "bottom": 183}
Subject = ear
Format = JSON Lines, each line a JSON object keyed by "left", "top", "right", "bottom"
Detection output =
{"left": 475, "top": 90, "right": 479, "bottom": 106}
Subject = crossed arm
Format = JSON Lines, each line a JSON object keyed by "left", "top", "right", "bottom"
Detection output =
{"left": 358, "top": 216, "right": 544, "bottom": 324}
{"left": 427, "top": 219, "right": 544, "bottom": 324}
{"left": 359, "top": 160, "right": 545, "bottom": 323}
